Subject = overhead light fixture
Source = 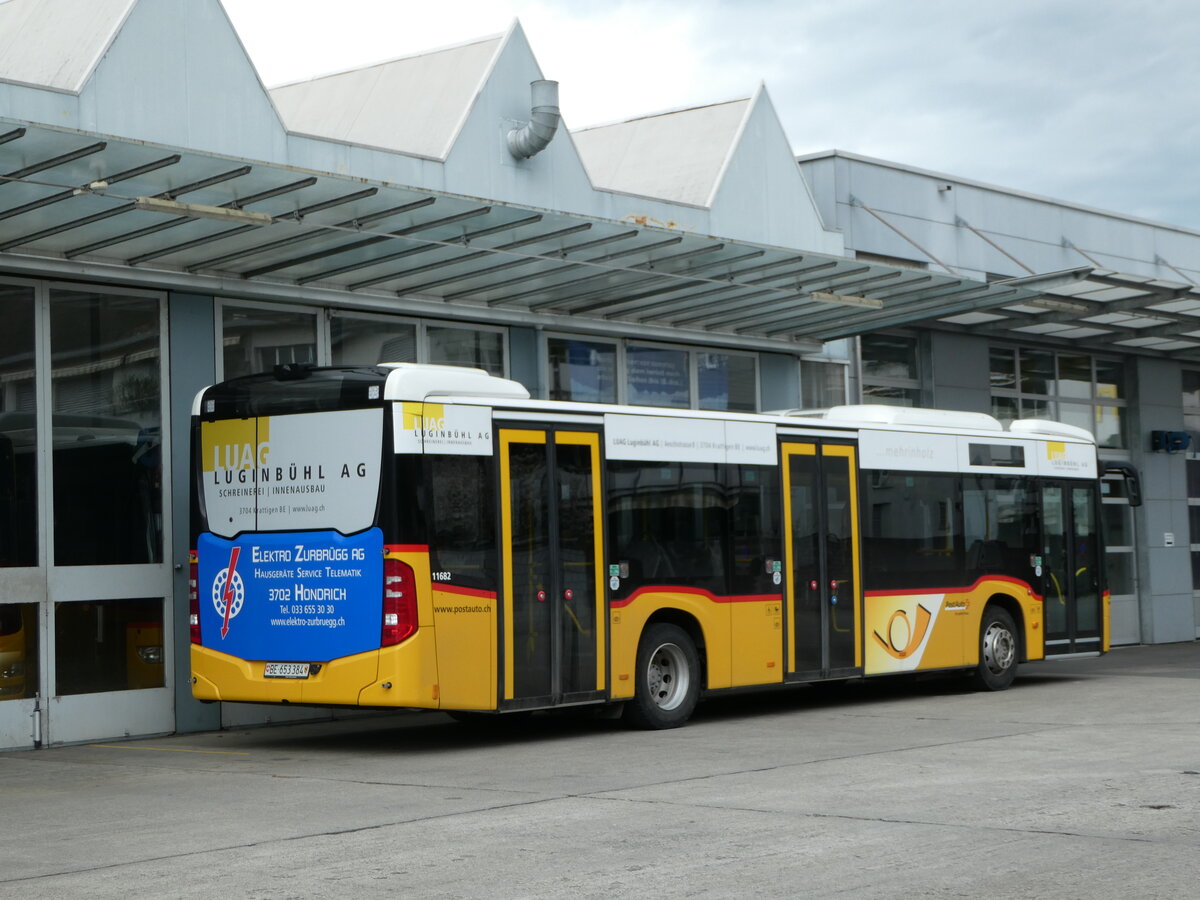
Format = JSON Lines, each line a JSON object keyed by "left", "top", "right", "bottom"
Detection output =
{"left": 811, "top": 290, "right": 884, "bottom": 309}
{"left": 1025, "top": 296, "right": 1091, "bottom": 314}
{"left": 133, "top": 196, "right": 273, "bottom": 226}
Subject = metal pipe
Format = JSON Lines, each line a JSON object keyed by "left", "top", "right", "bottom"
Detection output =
{"left": 507, "top": 80, "right": 561, "bottom": 160}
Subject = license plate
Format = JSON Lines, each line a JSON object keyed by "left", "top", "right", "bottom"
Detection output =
{"left": 264, "top": 662, "right": 310, "bottom": 679}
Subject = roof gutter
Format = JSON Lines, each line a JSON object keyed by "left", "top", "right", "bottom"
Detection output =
{"left": 507, "top": 80, "right": 560, "bottom": 160}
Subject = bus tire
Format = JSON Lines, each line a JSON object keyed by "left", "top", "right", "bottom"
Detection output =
{"left": 973, "top": 606, "right": 1018, "bottom": 691}
{"left": 623, "top": 623, "right": 700, "bottom": 729}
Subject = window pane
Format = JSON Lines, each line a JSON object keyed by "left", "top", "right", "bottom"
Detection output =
{"left": 547, "top": 338, "right": 616, "bottom": 404}
{"left": 54, "top": 598, "right": 164, "bottom": 695}
{"left": 1184, "top": 370, "right": 1200, "bottom": 409}
{"left": 962, "top": 477, "right": 1039, "bottom": 580}
{"left": 862, "top": 384, "right": 919, "bottom": 406}
{"left": 607, "top": 461, "right": 726, "bottom": 595}
{"left": 1094, "top": 405, "right": 1125, "bottom": 449}
{"left": 223, "top": 306, "right": 316, "bottom": 379}
{"left": 697, "top": 352, "right": 756, "bottom": 412}
{"left": 1058, "top": 402, "right": 1092, "bottom": 435}
{"left": 1106, "top": 551, "right": 1135, "bottom": 596}
{"left": 427, "top": 326, "right": 503, "bottom": 376}
{"left": 626, "top": 346, "right": 689, "bottom": 408}
{"left": 1057, "top": 355, "right": 1092, "bottom": 399}
{"left": 861, "top": 334, "right": 918, "bottom": 381}
{"left": 1020, "top": 398, "right": 1050, "bottom": 419}
{"left": 1095, "top": 359, "right": 1124, "bottom": 401}
{"left": 1189, "top": 505, "right": 1200, "bottom": 545}
{"left": 989, "top": 347, "right": 1016, "bottom": 390}
{"left": 801, "top": 360, "right": 846, "bottom": 409}
{"left": 991, "top": 396, "right": 1018, "bottom": 427}
{"left": 1189, "top": 460, "right": 1200, "bottom": 497}
{"left": 0, "top": 603, "right": 38, "bottom": 701}
{"left": 426, "top": 455, "right": 497, "bottom": 592}
{"left": 1019, "top": 349, "right": 1053, "bottom": 395}
{"left": 51, "top": 291, "right": 162, "bottom": 566}
{"left": 331, "top": 316, "right": 416, "bottom": 365}
{"left": 1103, "top": 503, "right": 1133, "bottom": 547}
{"left": 0, "top": 283, "right": 37, "bottom": 568}
{"left": 863, "top": 472, "right": 963, "bottom": 590}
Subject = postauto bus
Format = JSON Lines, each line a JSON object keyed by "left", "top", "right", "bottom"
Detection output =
{"left": 190, "top": 364, "right": 1134, "bottom": 728}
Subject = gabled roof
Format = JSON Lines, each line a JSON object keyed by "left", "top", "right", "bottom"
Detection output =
{"left": 0, "top": 0, "right": 136, "bottom": 93}
{"left": 573, "top": 99, "right": 751, "bottom": 208}
{"left": 270, "top": 36, "right": 504, "bottom": 160}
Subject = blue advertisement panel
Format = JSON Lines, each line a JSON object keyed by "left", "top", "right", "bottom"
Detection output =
{"left": 196, "top": 528, "right": 383, "bottom": 662}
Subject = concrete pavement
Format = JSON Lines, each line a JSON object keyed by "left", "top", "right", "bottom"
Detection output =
{"left": 1, "top": 642, "right": 1197, "bottom": 898}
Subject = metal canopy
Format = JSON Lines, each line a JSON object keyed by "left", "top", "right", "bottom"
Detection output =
{"left": 5, "top": 120, "right": 1165, "bottom": 354}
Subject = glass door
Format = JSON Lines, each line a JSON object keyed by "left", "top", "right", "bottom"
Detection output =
{"left": 1041, "top": 481, "right": 1102, "bottom": 655}
{"left": 0, "top": 283, "right": 175, "bottom": 749}
{"left": 782, "top": 441, "right": 862, "bottom": 680}
{"left": 500, "top": 428, "right": 605, "bottom": 707}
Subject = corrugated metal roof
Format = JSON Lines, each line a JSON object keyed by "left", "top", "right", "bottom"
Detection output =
{"left": 270, "top": 37, "right": 503, "bottom": 160}
{"left": 573, "top": 99, "right": 750, "bottom": 207}
{"left": 0, "top": 0, "right": 135, "bottom": 93}
{"left": 0, "top": 122, "right": 1052, "bottom": 351}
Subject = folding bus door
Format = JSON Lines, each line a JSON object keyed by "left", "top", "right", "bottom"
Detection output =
{"left": 499, "top": 428, "right": 606, "bottom": 708}
{"left": 782, "top": 441, "right": 863, "bottom": 681}
{"left": 1041, "top": 481, "right": 1102, "bottom": 655}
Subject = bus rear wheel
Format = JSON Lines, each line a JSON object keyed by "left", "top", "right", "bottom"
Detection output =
{"left": 623, "top": 623, "right": 700, "bottom": 729}
{"left": 972, "top": 606, "right": 1018, "bottom": 691}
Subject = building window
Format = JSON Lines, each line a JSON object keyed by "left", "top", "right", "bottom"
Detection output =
{"left": 990, "top": 347, "right": 1126, "bottom": 449}
{"left": 221, "top": 304, "right": 318, "bottom": 380}
{"left": 1183, "top": 370, "right": 1200, "bottom": 636}
{"left": 547, "top": 338, "right": 617, "bottom": 404}
{"left": 801, "top": 359, "right": 848, "bottom": 409}
{"left": 0, "top": 282, "right": 37, "bottom": 568}
{"left": 549, "top": 336, "right": 760, "bottom": 410}
{"left": 626, "top": 345, "right": 690, "bottom": 408}
{"left": 51, "top": 289, "right": 164, "bottom": 566}
{"left": 860, "top": 333, "right": 920, "bottom": 406}
{"left": 426, "top": 325, "right": 504, "bottom": 376}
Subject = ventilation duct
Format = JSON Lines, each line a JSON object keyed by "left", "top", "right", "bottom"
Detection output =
{"left": 507, "top": 80, "right": 560, "bottom": 160}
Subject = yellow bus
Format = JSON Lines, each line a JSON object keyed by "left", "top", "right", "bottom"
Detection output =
{"left": 189, "top": 363, "right": 1135, "bottom": 728}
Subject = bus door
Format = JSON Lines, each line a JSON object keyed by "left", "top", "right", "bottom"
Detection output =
{"left": 782, "top": 441, "right": 862, "bottom": 681}
{"left": 499, "top": 428, "right": 606, "bottom": 708}
{"left": 1040, "top": 481, "right": 1102, "bottom": 655}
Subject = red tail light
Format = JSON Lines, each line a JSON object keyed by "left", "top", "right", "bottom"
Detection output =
{"left": 382, "top": 557, "right": 418, "bottom": 646}
{"left": 188, "top": 550, "right": 201, "bottom": 645}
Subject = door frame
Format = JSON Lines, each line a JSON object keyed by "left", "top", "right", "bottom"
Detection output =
{"left": 498, "top": 425, "right": 606, "bottom": 709}
{"left": 781, "top": 438, "right": 863, "bottom": 682}
{"left": 0, "top": 278, "right": 174, "bottom": 748}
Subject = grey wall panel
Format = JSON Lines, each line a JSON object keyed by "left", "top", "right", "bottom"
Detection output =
{"left": 930, "top": 332, "right": 990, "bottom": 414}
{"left": 167, "top": 291, "right": 219, "bottom": 734}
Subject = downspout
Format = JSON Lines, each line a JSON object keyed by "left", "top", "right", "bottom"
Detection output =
{"left": 507, "top": 80, "right": 560, "bottom": 160}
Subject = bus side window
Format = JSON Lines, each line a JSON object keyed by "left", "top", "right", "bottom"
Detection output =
{"left": 426, "top": 455, "right": 498, "bottom": 592}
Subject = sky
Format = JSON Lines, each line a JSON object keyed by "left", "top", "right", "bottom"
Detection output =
{"left": 220, "top": 0, "right": 1200, "bottom": 229}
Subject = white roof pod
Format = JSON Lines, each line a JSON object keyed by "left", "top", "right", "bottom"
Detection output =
{"left": 818, "top": 404, "right": 1005, "bottom": 433}
{"left": 382, "top": 363, "right": 530, "bottom": 402}
{"left": 1008, "top": 418, "right": 1096, "bottom": 443}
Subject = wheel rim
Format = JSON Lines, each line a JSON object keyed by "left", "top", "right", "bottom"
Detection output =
{"left": 982, "top": 621, "right": 1016, "bottom": 676}
{"left": 645, "top": 641, "right": 690, "bottom": 711}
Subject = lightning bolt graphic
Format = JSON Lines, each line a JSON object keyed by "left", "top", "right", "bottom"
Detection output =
{"left": 221, "top": 546, "right": 240, "bottom": 639}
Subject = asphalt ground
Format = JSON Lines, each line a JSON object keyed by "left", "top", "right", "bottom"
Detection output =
{"left": 1, "top": 642, "right": 1197, "bottom": 899}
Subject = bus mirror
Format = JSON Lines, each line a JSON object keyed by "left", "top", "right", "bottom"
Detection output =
{"left": 1103, "top": 462, "right": 1142, "bottom": 508}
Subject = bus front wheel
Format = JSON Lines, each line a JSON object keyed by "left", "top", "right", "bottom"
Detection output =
{"left": 623, "top": 623, "right": 700, "bottom": 729}
{"left": 973, "top": 606, "right": 1018, "bottom": 691}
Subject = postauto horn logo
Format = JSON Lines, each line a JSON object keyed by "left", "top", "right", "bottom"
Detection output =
{"left": 211, "top": 546, "right": 246, "bottom": 639}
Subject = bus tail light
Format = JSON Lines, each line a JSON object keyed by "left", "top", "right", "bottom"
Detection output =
{"left": 382, "top": 557, "right": 418, "bottom": 646}
{"left": 188, "top": 550, "right": 201, "bottom": 645}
